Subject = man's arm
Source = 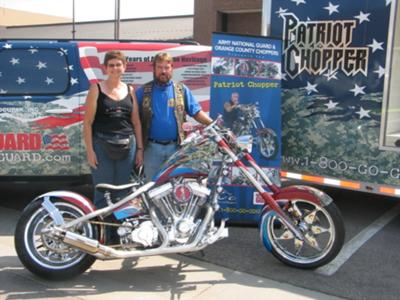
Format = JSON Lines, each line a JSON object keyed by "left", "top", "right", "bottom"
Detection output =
{"left": 224, "top": 101, "right": 234, "bottom": 112}
{"left": 193, "top": 110, "right": 213, "bottom": 125}
{"left": 182, "top": 84, "right": 213, "bottom": 125}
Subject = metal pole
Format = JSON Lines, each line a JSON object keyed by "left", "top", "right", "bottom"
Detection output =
{"left": 72, "top": 0, "right": 76, "bottom": 39}
{"left": 114, "top": 0, "right": 120, "bottom": 40}
{"left": 261, "top": 0, "right": 271, "bottom": 36}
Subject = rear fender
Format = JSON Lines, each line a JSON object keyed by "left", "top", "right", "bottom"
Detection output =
{"left": 33, "top": 190, "right": 97, "bottom": 215}
{"left": 33, "top": 190, "right": 104, "bottom": 242}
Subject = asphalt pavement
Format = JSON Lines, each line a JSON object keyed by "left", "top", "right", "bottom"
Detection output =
{"left": 184, "top": 186, "right": 400, "bottom": 300}
{"left": 0, "top": 206, "right": 343, "bottom": 300}
{"left": 1, "top": 183, "right": 400, "bottom": 300}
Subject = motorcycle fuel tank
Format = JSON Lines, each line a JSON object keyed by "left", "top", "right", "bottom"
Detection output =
{"left": 153, "top": 137, "right": 219, "bottom": 184}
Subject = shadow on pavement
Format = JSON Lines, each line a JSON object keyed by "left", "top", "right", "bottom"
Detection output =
{"left": 0, "top": 205, "right": 337, "bottom": 300}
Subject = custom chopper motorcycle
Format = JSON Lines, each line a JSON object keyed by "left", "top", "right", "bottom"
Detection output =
{"left": 231, "top": 102, "right": 279, "bottom": 159}
{"left": 14, "top": 116, "right": 345, "bottom": 279}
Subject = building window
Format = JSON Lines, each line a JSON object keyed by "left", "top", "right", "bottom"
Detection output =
{"left": 217, "top": 11, "right": 261, "bottom": 36}
{"left": 218, "top": 12, "right": 228, "bottom": 32}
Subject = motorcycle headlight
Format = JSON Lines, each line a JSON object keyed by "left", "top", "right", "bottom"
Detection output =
{"left": 236, "top": 135, "right": 253, "bottom": 153}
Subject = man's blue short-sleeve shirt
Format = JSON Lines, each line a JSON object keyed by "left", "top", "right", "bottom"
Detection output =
{"left": 136, "top": 81, "right": 201, "bottom": 141}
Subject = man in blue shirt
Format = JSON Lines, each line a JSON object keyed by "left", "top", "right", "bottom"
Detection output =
{"left": 136, "top": 52, "right": 212, "bottom": 181}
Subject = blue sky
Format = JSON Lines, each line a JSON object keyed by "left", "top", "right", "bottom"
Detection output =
{"left": 0, "top": 0, "right": 194, "bottom": 21}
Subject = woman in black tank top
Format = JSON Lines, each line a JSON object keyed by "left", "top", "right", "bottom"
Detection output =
{"left": 83, "top": 51, "right": 144, "bottom": 234}
{"left": 93, "top": 83, "right": 135, "bottom": 136}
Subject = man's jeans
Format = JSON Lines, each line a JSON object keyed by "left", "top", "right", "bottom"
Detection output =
{"left": 144, "top": 141, "right": 178, "bottom": 181}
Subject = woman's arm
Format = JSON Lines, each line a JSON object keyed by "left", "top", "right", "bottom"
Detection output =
{"left": 83, "top": 84, "right": 99, "bottom": 169}
{"left": 130, "top": 85, "right": 144, "bottom": 166}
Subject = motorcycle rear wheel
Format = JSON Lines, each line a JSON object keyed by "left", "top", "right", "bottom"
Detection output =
{"left": 260, "top": 199, "right": 344, "bottom": 268}
{"left": 14, "top": 199, "right": 98, "bottom": 280}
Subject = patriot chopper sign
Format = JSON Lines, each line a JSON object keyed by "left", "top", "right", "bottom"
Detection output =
{"left": 271, "top": 0, "right": 400, "bottom": 196}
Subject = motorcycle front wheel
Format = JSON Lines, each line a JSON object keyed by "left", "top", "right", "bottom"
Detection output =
{"left": 260, "top": 199, "right": 344, "bottom": 269}
{"left": 14, "top": 199, "right": 98, "bottom": 280}
{"left": 258, "top": 128, "right": 278, "bottom": 159}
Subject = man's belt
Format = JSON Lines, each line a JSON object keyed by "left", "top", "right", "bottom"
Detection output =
{"left": 148, "top": 138, "right": 177, "bottom": 145}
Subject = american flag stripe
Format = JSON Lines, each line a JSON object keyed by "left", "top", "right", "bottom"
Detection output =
{"left": 79, "top": 55, "right": 102, "bottom": 70}
{"left": 44, "top": 133, "right": 70, "bottom": 150}
{"left": 78, "top": 45, "right": 211, "bottom": 67}
{"left": 83, "top": 68, "right": 106, "bottom": 83}
{"left": 77, "top": 42, "right": 186, "bottom": 52}
{"left": 34, "top": 113, "right": 83, "bottom": 129}
{"left": 78, "top": 44, "right": 210, "bottom": 64}
{"left": 84, "top": 72, "right": 207, "bottom": 87}
{"left": 80, "top": 56, "right": 211, "bottom": 81}
{"left": 81, "top": 62, "right": 212, "bottom": 85}
{"left": 30, "top": 42, "right": 212, "bottom": 130}
{"left": 79, "top": 44, "right": 211, "bottom": 111}
{"left": 199, "top": 100, "right": 210, "bottom": 112}
{"left": 73, "top": 106, "right": 86, "bottom": 112}
{"left": 46, "top": 145, "right": 69, "bottom": 150}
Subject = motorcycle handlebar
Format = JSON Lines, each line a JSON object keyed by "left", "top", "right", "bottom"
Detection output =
{"left": 181, "top": 115, "right": 240, "bottom": 149}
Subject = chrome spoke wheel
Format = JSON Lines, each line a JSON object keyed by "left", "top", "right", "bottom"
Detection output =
{"left": 22, "top": 202, "right": 93, "bottom": 270}
{"left": 260, "top": 199, "right": 344, "bottom": 268}
{"left": 15, "top": 197, "right": 99, "bottom": 279}
{"left": 266, "top": 200, "right": 338, "bottom": 266}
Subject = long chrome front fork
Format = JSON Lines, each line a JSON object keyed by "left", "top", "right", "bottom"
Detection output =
{"left": 207, "top": 126, "right": 305, "bottom": 240}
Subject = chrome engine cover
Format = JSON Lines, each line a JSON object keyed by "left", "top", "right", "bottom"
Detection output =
{"left": 148, "top": 180, "right": 210, "bottom": 244}
{"left": 130, "top": 221, "right": 158, "bottom": 247}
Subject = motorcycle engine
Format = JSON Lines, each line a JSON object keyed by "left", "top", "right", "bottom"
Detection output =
{"left": 116, "top": 218, "right": 157, "bottom": 248}
{"left": 115, "top": 180, "right": 210, "bottom": 248}
{"left": 148, "top": 179, "right": 210, "bottom": 244}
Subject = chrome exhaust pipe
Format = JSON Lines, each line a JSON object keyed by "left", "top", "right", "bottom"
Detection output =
{"left": 62, "top": 228, "right": 211, "bottom": 259}
{"left": 59, "top": 207, "right": 227, "bottom": 259}
{"left": 63, "top": 231, "right": 100, "bottom": 254}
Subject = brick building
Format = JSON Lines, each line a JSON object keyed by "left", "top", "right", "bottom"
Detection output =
{"left": 193, "top": 0, "right": 263, "bottom": 45}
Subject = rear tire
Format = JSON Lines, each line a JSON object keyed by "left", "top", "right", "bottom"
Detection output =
{"left": 14, "top": 199, "right": 98, "bottom": 280}
{"left": 260, "top": 200, "right": 344, "bottom": 269}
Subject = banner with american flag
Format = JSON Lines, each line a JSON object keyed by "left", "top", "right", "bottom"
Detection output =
{"left": 271, "top": 0, "right": 399, "bottom": 188}
{"left": 0, "top": 41, "right": 211, "bottom": 177}
{"left": 77, "top": 42, "right": 211, "bottom": 113}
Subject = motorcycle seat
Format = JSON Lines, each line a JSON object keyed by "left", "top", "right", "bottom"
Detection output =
{"left": 95, "top": 182, "right": 140, "bottom": 193}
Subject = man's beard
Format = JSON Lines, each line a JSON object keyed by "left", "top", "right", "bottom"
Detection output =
{"left": 155, "top": 72, "right": 171, "bottom": 84}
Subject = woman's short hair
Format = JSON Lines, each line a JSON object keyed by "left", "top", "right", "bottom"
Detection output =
{"left": 103, "top": 50, "right": 127, "bottom": 66}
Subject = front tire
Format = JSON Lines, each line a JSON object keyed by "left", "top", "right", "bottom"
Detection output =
{"left": 258, "top": 128, "right": 278, "bottom": 159}
{"left": 260, "top": 200, "right": 344, "bottom": 269}
{"left": 14, "top": 199, "right": 98, "bottom": 280}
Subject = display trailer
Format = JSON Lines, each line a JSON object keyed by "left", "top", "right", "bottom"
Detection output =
{"left": 268, "top": 0, "right": 400, "bottom": 197}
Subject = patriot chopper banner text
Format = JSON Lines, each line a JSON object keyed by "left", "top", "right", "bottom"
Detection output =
{"left": 209, "top": 32, "right": 282, "bottom": 222}
{"left": 270, "top": 1, "right": 397, "bottom": 187}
